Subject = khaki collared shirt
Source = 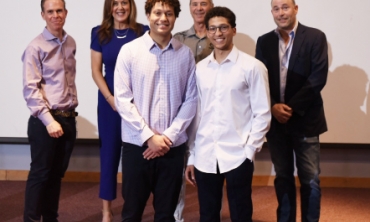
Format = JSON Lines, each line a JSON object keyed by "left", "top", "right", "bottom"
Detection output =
{"left": 174, "top": 26, "right": 213, "bottom": 63}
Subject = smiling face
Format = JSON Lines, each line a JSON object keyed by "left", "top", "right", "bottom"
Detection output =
{"left": 147, "top": 2, "right": 176, "bottom": 39}
{"left": 190, "top": 0, "right": 213, "bottom": 24}
{"left": 207, "top": 16, "right": 235, "bottom": 52}
{"left": 111, "top": 0, "right": 131, "bottom": 27}
{"left": 271, "top": 0, "right": 298, "bottom": 31}
{"left": 41, "top": 0, "right": 67, "bottom": 37}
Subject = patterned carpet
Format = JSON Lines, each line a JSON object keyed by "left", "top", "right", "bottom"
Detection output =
{"left": 1, "top": 181, "right": 370, "bottom": 222}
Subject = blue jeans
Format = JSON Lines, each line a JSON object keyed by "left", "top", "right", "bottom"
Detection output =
{"left": 267, "top": 133, "right": 321, "bottom": 222}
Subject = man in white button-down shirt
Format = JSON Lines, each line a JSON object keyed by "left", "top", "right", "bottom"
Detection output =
{"left": 185, "top": 6, "right": 271, "bottom": 222}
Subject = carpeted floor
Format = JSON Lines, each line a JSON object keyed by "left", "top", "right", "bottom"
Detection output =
{"left": 1, "top": 181, "right": 369, "bottom": 221}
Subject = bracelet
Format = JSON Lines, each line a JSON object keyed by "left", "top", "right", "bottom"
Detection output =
{"left": 105, "top": 94, "right": 112, "bottom": 100}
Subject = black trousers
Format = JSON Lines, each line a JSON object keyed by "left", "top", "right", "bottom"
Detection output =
{"left": 194, "top": 158, "right": 254, "bottom": 222}
{"left": 121, "top": 142, "right": 186, "bottom": 222}
{"left": 24, "top": 116, "right": 76, "bottom": 222}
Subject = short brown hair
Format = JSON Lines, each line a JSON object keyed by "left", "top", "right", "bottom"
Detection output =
{"left": 41, "top": 0, "right": 66, "bottom": 12}
{"left": 145, "top": 0, "right": 181, "bottom": 18}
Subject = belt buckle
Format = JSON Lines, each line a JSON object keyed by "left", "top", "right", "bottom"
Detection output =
{"left": 53, "top": 110, "right": 72, "bottom": 117}
{"left": 61, "top": 110, "right": 71, "bottom": 117}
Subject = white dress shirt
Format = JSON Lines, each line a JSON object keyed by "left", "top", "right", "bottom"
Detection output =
{"left": 188, "top": 46, "right": 271, "bottom": 174}
{"left": 114, "top": 32, "right": 197, "bottom": 147}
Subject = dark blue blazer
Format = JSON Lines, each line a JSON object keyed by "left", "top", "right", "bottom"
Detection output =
{"left": 255, "top": 23, "right": 328, "bottom": 137}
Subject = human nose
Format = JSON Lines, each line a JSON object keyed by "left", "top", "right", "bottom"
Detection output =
{"left": 160, "top": 13, "right": 168, "bottom": 21}
{"left": 278, "top": 8, "right": 285, "bottom": 15}
{"left": 52, "top": 11, "right": 58, "bottom": 18}
{"left": 215, "top": 27, "right": 222, "bottom": 35}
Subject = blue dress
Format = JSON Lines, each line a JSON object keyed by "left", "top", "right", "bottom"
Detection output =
{"left": 90, "top": 24, "right": 149, "bottom": 200}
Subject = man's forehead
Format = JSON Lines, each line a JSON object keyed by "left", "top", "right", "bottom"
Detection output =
{"left": 191, "top": 0, "right": 212, "bottom": 4}
{"left": 152, "top": 2, "right": 174, "bottom": 11}
{"left": 271, "top": 0, "right": 295, "bottom": 6}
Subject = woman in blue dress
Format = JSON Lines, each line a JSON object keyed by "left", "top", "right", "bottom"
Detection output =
{"left": 90, "top": 0, "right": 149, "bottom": 221}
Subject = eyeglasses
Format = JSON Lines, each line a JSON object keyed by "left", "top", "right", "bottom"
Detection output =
{"left": 207, "top": 25, "right": 230, "bottom": 34}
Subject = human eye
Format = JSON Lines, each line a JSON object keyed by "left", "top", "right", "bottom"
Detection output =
{"left": 220, "top": 25, "right": 229, "bottom": 32}
{"left": 208, "top": 27, "right": 216, "bottom": 32}
{"left": 113, "top": 1, "right": 118, "bottom": 6}
{"left": 282, "top": 5, "right": 289, "bottom": 10}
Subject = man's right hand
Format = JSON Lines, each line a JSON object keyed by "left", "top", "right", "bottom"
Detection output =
{"left": 185, "top": 165, "right": 196, "bottom": 187}
{"left": 143, "top": 135, "right": 171, "bottom": 160}
{"left": 46, "top": 121, "right": 64, "bottom": 138}
{"left": 271, "top": 103, "right": 293, "bottom": 124}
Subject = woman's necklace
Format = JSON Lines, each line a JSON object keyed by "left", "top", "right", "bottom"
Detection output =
{"left": 114, "top": 28, "right": 129, "bottom": 39}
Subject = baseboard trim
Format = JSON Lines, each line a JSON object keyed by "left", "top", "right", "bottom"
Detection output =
{"left": 1, "top": 170, "right": 370, "bottom": 188}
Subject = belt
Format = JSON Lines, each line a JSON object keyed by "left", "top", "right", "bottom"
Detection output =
{"left": 50, "top": 109, "right": 78, "bottom": 117}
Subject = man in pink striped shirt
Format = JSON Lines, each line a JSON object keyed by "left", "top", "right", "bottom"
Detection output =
{"left": 22, "top": 0, "right": 78, "bottom": 221}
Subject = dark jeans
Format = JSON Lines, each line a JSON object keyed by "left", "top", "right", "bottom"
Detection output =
{"left": 24, "top": 116, "right": 76, "bottom": 222}
{"left": 194, "top": 158, "right": 254, "bottom": 222}
{"left": 121, "top": 142, "right": 186, "bottom": 222}
{"left": 267, "top": 133, "right": 321, "bottom": 222}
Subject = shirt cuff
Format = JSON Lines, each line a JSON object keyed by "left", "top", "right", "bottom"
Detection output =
{"left": 162, "top": 128, "right": 177, "bottom": 145}
{"left": 140, "top": 125, "right": 155, "bottom": 146}
{"left": 245, "top": 145, "right": 256, "bottom": 162}
{"left": 39, "top": 111, "right": 55, "bottom": 126}
{"left": 187, "top": 153, "right": 195, "bottom": 165}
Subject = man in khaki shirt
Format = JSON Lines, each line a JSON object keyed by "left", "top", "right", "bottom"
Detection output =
{"left": 173, "top": 1, "right": 214, "bottom": 221}
{"left": 174, "top": 0, "right": 213, "bottom": 63}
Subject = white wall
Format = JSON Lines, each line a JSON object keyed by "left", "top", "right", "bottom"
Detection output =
{"left": 1, "top": 0, "right": 369, "bottom": 144}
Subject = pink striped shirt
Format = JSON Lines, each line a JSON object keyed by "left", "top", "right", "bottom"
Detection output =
{"left": 22, "top": 28, "right": 78, "bottom": 126}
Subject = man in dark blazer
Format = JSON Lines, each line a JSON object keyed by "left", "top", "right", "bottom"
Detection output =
{"left": 255, "top": 0, "right": 328, "bottom": 221}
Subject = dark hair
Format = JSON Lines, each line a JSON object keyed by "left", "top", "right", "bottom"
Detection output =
{"left": 97, "top": 0, "right": 143, "bottom": 44}
{"left": 41, "top": 0, "right": 66, "bottom": 12}
{"left": 145, "top": 0, "right": 181, "bottom": 18}
{"left": 204, "top": 6, "right": 236, "bottom": 29}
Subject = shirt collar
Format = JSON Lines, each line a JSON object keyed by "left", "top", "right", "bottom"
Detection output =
{"left": 184, "top": 26, "right": 196, "bottom": 37}
{"left": 208, "top": 45, "right": 239, "bottom": 65}
{"left": 185, "top": 26, "right": 208, "bottom": 40}
{"left": 274, "top": 20, "right": 299, "bottom": 39}
{"left": 142, "top": 31, "right": 182, "bottom": 51}
{"left": 42, "top": 27, "right": 67, "bottom": 42}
